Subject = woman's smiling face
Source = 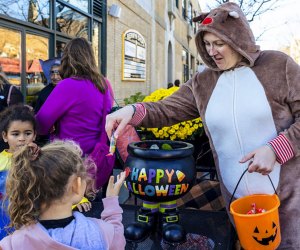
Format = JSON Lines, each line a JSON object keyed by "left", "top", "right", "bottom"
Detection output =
{"left": 203, "top": 32, "right": 242, "bottom": 70}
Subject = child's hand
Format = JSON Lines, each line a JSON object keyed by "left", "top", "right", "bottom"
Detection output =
{"left": 76, "top": 201, "right": 92, "bottom": 212}
{"left": 106, "top": 171, "right": 126, "bottom": 197}
{"left": 72, "top": 197, "right": 91, "bottom": 212}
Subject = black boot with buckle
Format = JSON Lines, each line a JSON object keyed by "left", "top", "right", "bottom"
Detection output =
{"left": 159, "top": 208, "right": 186, "bottom": 244}
{"left": 124, "top": 207, "right": 157, "bottom": 242}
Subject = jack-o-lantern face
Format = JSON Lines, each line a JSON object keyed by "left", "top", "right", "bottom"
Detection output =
{"left": 252, "top": 222, "right": 278, "bottom": 246}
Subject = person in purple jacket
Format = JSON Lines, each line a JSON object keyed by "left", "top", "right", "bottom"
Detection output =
{"left": 36, "top": 38, "right": 115, "bottom": 189}
{"left": 36, "top": 37, "right": 113, "bottom": 156}
{"left": 0, "top": 140, "right": 126, "bottom": 250}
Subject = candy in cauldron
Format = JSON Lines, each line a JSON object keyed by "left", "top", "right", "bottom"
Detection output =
{"left": 124, "top": 140, "right": 195, "bottom": 202}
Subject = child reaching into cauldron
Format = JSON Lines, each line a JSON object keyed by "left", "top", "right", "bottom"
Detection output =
{"left": 0, "top": 140, "right": 126, "bottom": 250}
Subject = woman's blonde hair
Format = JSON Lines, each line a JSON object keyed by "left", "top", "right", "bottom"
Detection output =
{"left": 60, "top": 37, "right": 107, "bottom": 93}
{"left": 5, "top": 140, "right": 95, "bottom": 229}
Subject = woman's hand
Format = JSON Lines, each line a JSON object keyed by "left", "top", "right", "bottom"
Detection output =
{"left": 105, "top": 106, "right": 135, "bottom": 139}
{"left": 239, "top": 145, "right": 277, "bottom": 175}
{"left": 106, "top": 171, "right": 126, "bottom": 197}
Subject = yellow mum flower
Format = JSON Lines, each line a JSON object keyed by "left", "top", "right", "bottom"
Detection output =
{"left": 140, "top": 87, "right": 203, "bottom": 140}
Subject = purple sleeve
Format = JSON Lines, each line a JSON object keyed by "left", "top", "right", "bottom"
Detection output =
{"left": 95, "top": 196, "right": 126, "bottom": 250}
{"left": 105, "top": 78, "right": 114, "bottom": 106}
{"left": 35, "top": 79, "right": 74, "bottom": 135}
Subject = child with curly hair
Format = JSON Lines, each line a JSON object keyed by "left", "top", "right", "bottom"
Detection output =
{"left": 0, "top": 140, "right": 126, "bottom": 249}
{"left": 0, "top": 104, "right": 37, "bottom": 239}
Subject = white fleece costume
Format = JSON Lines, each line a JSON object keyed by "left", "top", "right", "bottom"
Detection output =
{"left": 205, "top": 67, "right": 281, "bottom": 197}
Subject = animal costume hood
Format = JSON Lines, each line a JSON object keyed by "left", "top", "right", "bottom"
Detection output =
{"left": 194, "top": 2, "right": 260, "bottom": 70}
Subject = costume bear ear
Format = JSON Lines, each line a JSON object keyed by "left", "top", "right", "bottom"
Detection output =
{"left": 229, "top": 11, "right": 239, "bottom": 18}
{"left": 193, "top": 13, "right": 209, "bottom": 23}
{"left": 217, "top": 10, "right": 240, "bottom": 23}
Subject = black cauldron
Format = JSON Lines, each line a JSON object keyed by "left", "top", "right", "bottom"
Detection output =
{"left": 124, "top": 140, "right": 195, "bottom": 202}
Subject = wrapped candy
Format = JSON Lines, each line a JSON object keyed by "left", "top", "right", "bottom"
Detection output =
{"left": 246, "top": 203, "right": 267, "bottom": 214}
{"left": 106, "top": 133, "right": 116, "bottom": 157}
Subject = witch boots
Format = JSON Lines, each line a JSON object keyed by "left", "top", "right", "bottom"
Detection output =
{"left": 124, "top": 207, "right": 157, "bottom": 242}
{"left": 125, "top": 207, "right": 186, "bottom": 244}
{"left": 160, "top": 208, "right": 186, "bottom": 244}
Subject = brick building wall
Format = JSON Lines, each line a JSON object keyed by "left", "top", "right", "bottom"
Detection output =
{"left": 107, "top": 0, "right": 202, "bottom": 104}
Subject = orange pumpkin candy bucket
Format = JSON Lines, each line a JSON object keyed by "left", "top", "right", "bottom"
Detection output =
{"left": 229, "top": 169, "right": 281, "bottom": 250}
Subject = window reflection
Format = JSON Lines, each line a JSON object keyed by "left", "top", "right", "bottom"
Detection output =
{"left": 92, "top": 21, "right": 100, "bottom": 66}
{"left": 187, "top": 2, "right": 192, "bottom": 25}
{"left": 0, "top": 26, "right": 21, "bottom": 86}
{"left": 0, "top": 0, "right": 50, "bottom": 28}
{"left": 61, "top": 0, "right": 89, "bottom": 13}
{"left": 182, "top": 49, "right": 189, "bottom": 83}
{"left": 56, "top": 41, "right": 66, "bottom": 58}
{"left": 56, "top": 3, "right": 88, "bottom": 39}
{"left": 26, "top": 34, "right": 48, "bottom": 106}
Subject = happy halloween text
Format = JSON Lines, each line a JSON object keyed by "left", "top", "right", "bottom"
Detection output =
{"left": 126, "top": 167, "right": 189, "bottom": 197}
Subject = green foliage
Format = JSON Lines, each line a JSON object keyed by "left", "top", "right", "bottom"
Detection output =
{"left": 123, "top": 92, "right": 146, "bottom": 105}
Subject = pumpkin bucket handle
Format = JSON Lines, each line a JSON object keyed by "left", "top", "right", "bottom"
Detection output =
{"left": 228, "top": 168, "right": 277, "bottom": 210}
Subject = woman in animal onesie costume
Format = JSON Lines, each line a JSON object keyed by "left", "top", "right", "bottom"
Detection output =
{"left": 106, "top": 2, "right": 300, "bottom": 249}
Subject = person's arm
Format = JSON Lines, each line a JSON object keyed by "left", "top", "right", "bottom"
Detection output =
{"left": 97, "top": 196, "right": 125, "bottom": 250}
{"left": 129, "top": 103, "right": 146, "bottom": 126}
{"left": 140, "top": 82, "right": 199, "bottom": 128}
{"left": 106, "top": 79, "right": 199, "bottom": 139}
{"left": 96, "top": 173, "right": 126, "bottom": 250}
{"left": 278, "top": 57, "right": 300, "bottom": 158}
{"left": 267, "top": 134, "right": 294, "bottom": 164}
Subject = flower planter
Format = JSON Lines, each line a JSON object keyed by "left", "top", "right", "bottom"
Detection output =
{"left": 124, "top": 140, "right": 195, "bottom": 202}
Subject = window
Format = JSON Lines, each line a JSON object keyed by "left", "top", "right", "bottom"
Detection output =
{"left": 56, "top": 2, "right": 88, "bottom": 39}
{"left": 182, "top": 0, "right": 186, "bottom": 19}
{"left": 0, "top": 0, "right": 50, "bottom": 28}
{"left": 190, "top": 55, "right": 195, "bottom": 77}
{"left": 182, "top": 49, "right": 189, "bottom": 83}
{"left": 25, "top": 33, "right": 49, "bottom": 106}
{"left": 193, "top": 10, "right": 197, "bottom": 33}
{"left": 56, "top": 40, "right": 67, "bottom": 58}
{"left": 60, "top": 0, "right": 89, "bottom": 13}
{"left": 0, "top": 0, "right": 105, "bottom": 103}
{"left": 187, "top": 2, "right": 192, "bottom": 25}
{"left": 92, "top": 21, "right": 101, "bottom": 66}
{"left": 0, "top": 26, "right": 22, "bottom": 86}
{"left": 175, "top": 0, "right": 179, "bottom": 8}
{"left": 122, "top": 30, "right": 146, "bottom": 81}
